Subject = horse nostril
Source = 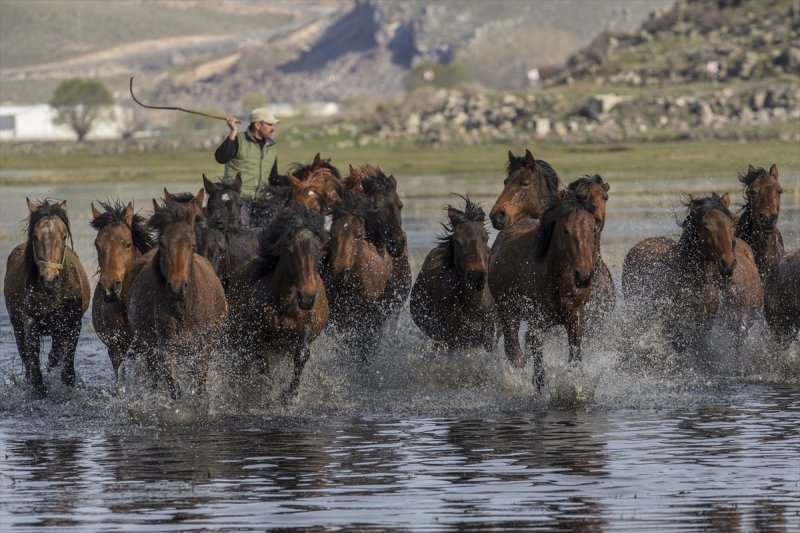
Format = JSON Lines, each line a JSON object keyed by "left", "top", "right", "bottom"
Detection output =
{"left": 113, "top": 280, "right": 123, "bottom": 295}
{"left": 296, "top": 291, "right": 316, "bottom": 310}
{"left": 574, "top": 270, "right": 592, "bottom": 288}
{"left": 466, "top": 270, "right": 486, "bottom": 291}
{"left": 491, "top": 211, "right": 506, "bottom": 230}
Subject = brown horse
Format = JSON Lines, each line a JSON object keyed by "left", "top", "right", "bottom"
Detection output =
{"left": 622, "top": 193, "right": 761, "bottom": 352}
{"left": 488, "top": 191, "right": 597, "bottom": 391}
{"left": 204, "top": 172, "right": 244, "bottom": 231}
{"left": 344, "top": 164, "right": 412, "bottom": 334}
{"left": 226, "top": 205, "right": 329, "bottom": 398}
{"left": 567, "top": 175, "right": 615, "bottom": 331}
{"left": 321, "top": 191, "right": 395, "bottom": 360}
{"left": 90, "top": 200, "right": 156, "bottom": 374}
{"left": 489, "top": 149, "right": 561, "bottom": 230}
{"left": 410, "top": 196, "right": 497, "bottom": 351}
{"left": 4, "top": 198, "right": 91, "bottom": 395}
{"left": 126, "top": 201, "right": 228, "bottom": 399}
{"left": 733, "top": 164, "right": 799, "bottom": 343}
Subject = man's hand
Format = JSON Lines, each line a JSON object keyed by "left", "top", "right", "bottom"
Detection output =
{"left": 226, "top": 116, "right": 238, "bottom": 139}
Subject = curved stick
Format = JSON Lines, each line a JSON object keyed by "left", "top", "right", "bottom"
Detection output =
{"left": 129, "top": 76, "right": 241, "bottom": 123}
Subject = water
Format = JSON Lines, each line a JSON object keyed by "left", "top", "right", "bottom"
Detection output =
{"left": 1, "top": 172, "right": 799, "bottom": 531}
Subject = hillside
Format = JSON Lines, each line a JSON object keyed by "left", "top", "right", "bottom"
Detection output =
{"left": 0, "top": 0, "right": 673, "bottom": 109}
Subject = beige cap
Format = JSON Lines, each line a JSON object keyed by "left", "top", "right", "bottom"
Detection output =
{"left": 250, "top": 107, "right": 279, "bottom": 125}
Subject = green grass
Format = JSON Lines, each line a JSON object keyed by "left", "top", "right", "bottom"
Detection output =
{"left": 1, "top": 140, "right": 797, "bottom": 186}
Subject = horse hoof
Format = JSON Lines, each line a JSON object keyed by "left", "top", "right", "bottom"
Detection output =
{"left": 32, "top": 382, "right": 48, "bottom": 398}
{"left": 61, "top": 371, "right": 76, "bottom": 387}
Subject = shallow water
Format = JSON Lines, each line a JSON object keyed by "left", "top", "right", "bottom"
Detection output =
{"left": 1, "top": 172, "right": 799, "bottom": 531}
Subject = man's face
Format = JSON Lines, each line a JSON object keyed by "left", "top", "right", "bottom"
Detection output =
{"left": 253, "top": 120, "right": 275, "bottom": 139}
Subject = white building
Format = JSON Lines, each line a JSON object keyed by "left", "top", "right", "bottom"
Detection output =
{"left": 0, "top": 104, "right": 130, "bottom": 141}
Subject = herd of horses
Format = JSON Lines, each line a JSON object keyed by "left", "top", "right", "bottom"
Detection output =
{"left": 4, "top": 150, "right": 798, "bottom": 399}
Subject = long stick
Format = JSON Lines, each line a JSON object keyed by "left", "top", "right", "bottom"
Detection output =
{"left": 129, "top": 76, "right": 241, "bottom": 123}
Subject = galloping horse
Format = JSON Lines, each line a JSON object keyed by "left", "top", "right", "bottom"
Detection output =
{"left": 226, "top": 205, "right": 329, "bottom": 397}
{"left": 489, "top": 149, "right": 560, "bottom": 230}
{"left": 733, "top": 164, "right": 798, "bottom": 343}
{"left": 4, "top": 199, "right": 91, "bottom": 395}
{"left": 126, "top": 201, "right": 228, "bottom": 399}
{"left": 488, "top": 191, "right": 597, "bottom": 391}
{"left": 321, "top": 192, "right": 395, "bottom": 359}
{"left": 567, "top": 175, "right": 615, "bottom": 331}
{"left": 90, "top": 200, "right": 155, "bottom": 374}
{"left": 622, "top": 193, "right": 761, "bottom": 352}
{"left": 204, "top": 172, "right": 244, "bottom": 231}
{"left": 410, "top": 196, "right": 497, "bottom": 351}
{"left": 343, "top": 164, "right": 412, "bottom": 341}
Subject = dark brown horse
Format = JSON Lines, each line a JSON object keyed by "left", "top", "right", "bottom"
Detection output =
{"left": 488, "top": 191, "right": 597, "bottom": 391}
{"left": 204, "top": 172, "right": 244, "bottom": 231}
{"left": 322, "top": 192, "right": 394, "bottom": 349}
{"left": 733, "top": 164, "right": 798, "bottom": 343}
{"left": 410, "top": 196, "right": 497, "bottom": 351}
{"left": 226, "top": 205, "right": 329, "bottom": 398}
{"left": 567, "top": 175, "right": 615, "bottom": 331}
{"left": 90, "top": 200, "right": 155, "bottom": 374}
{"left": 344, "top": 164, "right": 412, "bottom": 337}
{"left": 126, "top": 201, "right": 228, "bottom": 399}
{"left": 489, "top": 149, "right": 561, "bottom": 230}
{"left": 622, "top": 193, "right": 761, "bottom": 352}
{"left": 4, "top": 198, "right": 91, "bottom": 395}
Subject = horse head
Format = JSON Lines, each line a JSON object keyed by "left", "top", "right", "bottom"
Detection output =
{"left": 329, "top": 193, "right": 372, "bottom": 277}
{"left": 490, "top": 149, "right": 560, "bottom": 230}
{"left": 444, "top": 196, "right": 490, "bottom": 291}
{"left": 26, "top": 198, "right": 71, "bottom": 293}
{"left": 150, "top": 201, "right": 197, "bottom": 300}
{"left": 287, "top": 154, "right": 344, "bottom": 214}
{"left": 204, "top": 172, "right": 243, "bottom": 230}
{"left": 568, "top": 174, "right": 610, "bottom": 234}
{"left": 535, "top": 193, "right": 596, "bottom": 289}
{"left": 682, "top": 193, "right": 737, "bottom": 284}
{"left": 360, "top": 170, "right": 406, "bottom": 258}
{"left": 740, "top": 164, "right": 781, "bottom": 232}
{"left": 90, "top": 200, "right": 152, "bottom": 301}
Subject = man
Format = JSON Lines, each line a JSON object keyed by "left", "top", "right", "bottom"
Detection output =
{"left": 214, "top": 107, "right": 280, "bottom": 198}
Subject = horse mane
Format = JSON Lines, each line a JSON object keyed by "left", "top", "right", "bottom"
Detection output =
{"left": 24, "top": 198, "right": 73, "bottom": 268}
{"left": 506, "top": 154, "right": 560, "bottom": 194}
{"left": 677, "top": 193, "right": 732, "bottom": 251}
{"left": 208, "top": 177, "right": 242, "bottom": 193}
{"left": 533, "top": 191, "right": 594, "bottom": 259}
{"left": 89, "top": 199, "right": 155, "bottom": 254}
{"left": 738, "top": 166, "right": 769, "bottom": 187}
{"left": 288, "top": 156, "right": 342, "bottom": 182}
{"left": 568, "top": 174, "right": 605, "bottom": 194}
{"left": 148, "top": 202, "right": 193, "bottom": 234}
{"left": 344, "top": 164, "right": 386, "bottom": 191}
{"left": 435, "top": 196, "right": 487, "bottom": 268}
{"left": 251, "top": 205, "right": 326, "bottom": 279}
{"left": 330, "top": 191, "right": 373, "bottom": 222}
{"left": 164, "top": 191, "right": 196, "bottom": 204}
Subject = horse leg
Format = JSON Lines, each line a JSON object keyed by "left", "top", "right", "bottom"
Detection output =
{"left": 20, "top": 315, "right": 47, "bottom": 396}
{"left": 566, "top": 309, "right": 585, "bottom": 365}
{"left": 287, "top": 326, "right": 313, "bottom": 397}
{"left": 498, "top": 307, "right": 524, "bottom": 367}
{"left": 524, "top": 327, "right": 545, "bottom": 392}
{"left": 51, "top": 307, "right": 83, "bottom": 387}
{"left": 483, "top": 319, "right": 499, "bottom": 353}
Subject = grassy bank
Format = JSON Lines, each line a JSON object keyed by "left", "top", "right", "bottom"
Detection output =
{"left": 1, "top": 139, "right": 798, "bottom": 185}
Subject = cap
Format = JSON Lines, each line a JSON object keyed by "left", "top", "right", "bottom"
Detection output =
{"left": 250, "top": 107, "right": 279, "bottom": 125}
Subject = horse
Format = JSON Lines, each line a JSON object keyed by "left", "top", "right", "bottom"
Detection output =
{"left": 4, "top": 198, "right": 91, "bottom": 395}
{"left": 344, "top": 164, "right": 412, "bottom": 337}
{"left": 89, "top": 200, "right": 156, "bottom": 374}
{"left": 489, "top": 149, "right": 561, "bottom": 230}
{"left": 226, "top": 205, "right": 329, "bottom": 398}
{"left": 410, "top": 196, "right": 497, "bottom": 351}
{"left": 125, "top": 201, "right": 228, "bottom": 399}
{"left": 488, "top": 191, "right": 597, "bottom": 391}
{"left": 203, "top": 172, "right": 244, "bottom": 231}
{"left": 567, "top": 175, "right": 615, "bottom": 331}
{"left": 621, "top": 193, "right": 762, "bottom": 353}
{"left": 733, "top": 164, "right": 799, "bottom": 343}
{"left": 321, "top": 192, "right": 399, "bottom": 360}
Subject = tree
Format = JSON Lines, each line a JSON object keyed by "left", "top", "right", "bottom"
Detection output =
{"left": 50, "top": 78, "right": 114, "bottom": 142}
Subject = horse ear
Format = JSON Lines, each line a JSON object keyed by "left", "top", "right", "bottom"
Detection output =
{"left": 602, "top": 181, "right": 610, "bottom": 192}
{"left": 203, "top": 174, "right": 214, "bottom": 192}
{"left": 507, "top": 150, "right": 514, "bottom": 162}
{"left": 447, "top": 207, "right": 464, "bottom": 224}
{"left": 164, "top": 188, "right": 173, "bottom": 202}
{"left": 59, "top": 200, "right": 68, "bottom": 213}
{"left": 91, "top": 202, "right": 102, "bottom": 220}
{"left": 195, "top": 188, "right": 205, "bottom": 207}
{"left": 388, "top": 174, "right": 397, "bottom": 189}
{"left": 524, "top": 149, "right": 536, "bottom": 163}
{"left": 313, "top": 152, "right": 321, "bottom": 166}
{"left": 26, "top": 197, "right": 38, "bottom": 213}
{"left": 720, "top": 192, "right": 730, "bottom": 208}
{"left": 152, "top": 198, "right": 161, "bottom": 213}
{"left": 123, "top": 202, "right": 135, "bottom": 226}
{"left": 769, "top": 164, "right": 778, "bottom": 178}
{"left": 747, "top": 164, "right": 756, "bottom": 174}
{"left": 234, "top": 172, "right": 242, "bottom": 190}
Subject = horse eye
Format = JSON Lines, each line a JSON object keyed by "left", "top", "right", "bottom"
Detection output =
{"left": 125, "top": 242, "right": 133, "bottom": 249}
{"left": 522, "top": 180, "right": 531, "bottom": 187}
